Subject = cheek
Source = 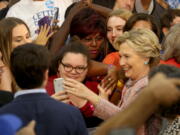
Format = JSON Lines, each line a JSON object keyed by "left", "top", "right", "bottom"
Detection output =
{"left": 107, "top": 32, "right": 111, "bottom": 39}
{"left": 78, "top": 70, "right": 88, "bottom": 82}
{"left": 80, "top": 41, "right": 90, "bottom": 48}
{"left": 116, "top": 31, "right": 123, "bottom": 37}
{"left": 12, "top": 41, "right": 25, "bottom": 50}
{"left": 97, "top": 40, "right": 104, "bottom": 48}
{"left": 58, "top": 66, "right": 65, "bottom": 76}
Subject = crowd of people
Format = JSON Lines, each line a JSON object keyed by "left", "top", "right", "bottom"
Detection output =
{"left": 0, "top": 0, "right": 180, "bottom": 135}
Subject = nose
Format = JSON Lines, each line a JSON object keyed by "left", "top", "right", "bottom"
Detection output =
{"left": 70, "top": 68, "right": 77, "bottom": 74}
{"left": 120, "top": 57, "right": 125, "bottom": 66}
{"left": 91, "top": 39, "right": 97, "bottom": 47}
{"left": 112, "top": 29, "right": 116, "bottom": 37}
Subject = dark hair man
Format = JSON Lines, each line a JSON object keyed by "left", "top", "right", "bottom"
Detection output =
{"left": 0, "top": 43, "right": 88, "bottom": 135}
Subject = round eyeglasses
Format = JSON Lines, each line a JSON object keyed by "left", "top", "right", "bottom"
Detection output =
{"left": 61, "top": 62, "right": 88, "bottom": 74}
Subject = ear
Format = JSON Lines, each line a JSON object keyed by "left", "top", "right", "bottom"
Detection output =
{"left": 42, "top": 69, "right": 49, "bottom": 88}
{"left": 144, "top": 57, "right": 150, "bottom": 65}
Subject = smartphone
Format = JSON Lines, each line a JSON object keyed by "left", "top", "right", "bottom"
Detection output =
{"left": 54, "top": 78, "right": 64, "bottom": 93}
{"left": 51, "top": 7, "right": 59, "bottom": 27}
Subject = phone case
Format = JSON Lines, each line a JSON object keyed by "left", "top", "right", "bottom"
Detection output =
{"left": 54, "top": 78, "right": 64, "bottom": 93}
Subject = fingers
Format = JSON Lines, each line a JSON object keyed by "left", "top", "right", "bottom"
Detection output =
{"left": 63, "top": 78, "right": 79, "bottom": 88}
{"left": 51, "top": 91, "right": 69, "bottom": 102}
{"left": 39, "top": 24, "right": 51, "bottom": 36}
{"left": 100, "top": 76, "right": 117, "bottom": 90}
{"left": 27, "top": 120, "right": 36, "bottom": 128}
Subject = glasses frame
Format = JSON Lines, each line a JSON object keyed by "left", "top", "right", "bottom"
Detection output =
{"left": 60, "top": 62, "right": 88, "bottom": 74}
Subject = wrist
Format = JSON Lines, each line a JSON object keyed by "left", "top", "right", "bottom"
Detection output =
{"left": 80, "top": 101, "right": 95, "bottom": 117}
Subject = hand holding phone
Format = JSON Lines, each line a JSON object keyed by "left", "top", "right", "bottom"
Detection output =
{"left": 54, "top": 78, "right": 64, "bottom": 93}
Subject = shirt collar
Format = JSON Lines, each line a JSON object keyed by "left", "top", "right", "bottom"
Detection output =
{"left": 14, "top": 88, "right": 46, "bottom": 98}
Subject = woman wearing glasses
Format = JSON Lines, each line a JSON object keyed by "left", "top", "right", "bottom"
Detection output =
{"left": 46, "top": 39, "right": 105, "bottom": 128}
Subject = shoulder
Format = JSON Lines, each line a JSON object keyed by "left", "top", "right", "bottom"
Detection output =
{"left": 54, "top": 0, "right": 74, "bottom": 7}
{"left": 103, "top": 52, "right": 120, "bottom": 64}
{"left": 6, "top": 1, "right": 26, "bottom": 17}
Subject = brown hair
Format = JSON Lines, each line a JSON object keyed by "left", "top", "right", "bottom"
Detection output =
{"left": 0, "top": 17, "right": 30, "bottom": 66}
{"left": 0, "top": 17, "right": 30, "bottom": 91}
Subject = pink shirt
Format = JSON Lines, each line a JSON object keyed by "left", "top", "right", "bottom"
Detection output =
{"left": 93, "top": 76, "right": 148, "bottom": 120}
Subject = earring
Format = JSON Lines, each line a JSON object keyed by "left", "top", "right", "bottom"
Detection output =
{"left": 144, "top": 61, "right": 148, "bottom": 65}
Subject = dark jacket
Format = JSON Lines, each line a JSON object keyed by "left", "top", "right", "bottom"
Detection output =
{"left": 0, "top": 92, "right": 88, "bottom": 135}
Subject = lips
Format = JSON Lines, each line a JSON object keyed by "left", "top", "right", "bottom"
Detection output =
{"left": 111, "top": 38, "right": 116, "bottom": 43}
{"left": 90, "top": 50, "right": 98, "bottom": 54}
{"left": 123, "top": 67, "right": 130, "bottom": 72}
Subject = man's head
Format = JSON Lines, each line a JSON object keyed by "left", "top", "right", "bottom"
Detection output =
{"left": 149, "top": 65, "right": 180, "bottom": 118}
{"left": 161, "top": 9, "right": 180, "bottom": 35}
{"left": 10, "top": 43, "right": 51, "bottom": 89}
{"left": 114, "top": 0, "right": 135, "bottom": 11}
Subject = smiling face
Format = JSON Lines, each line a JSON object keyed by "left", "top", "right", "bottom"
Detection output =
{"left": 119, "top": 42, "right": 150, "bottom": 81}
{"left": 80, "top": 33, "right": 104, "bottom": 60}
{"left": 107, "top": 16, "right": 126, "bottom": 45}
{"left": 12, "top": 24, "right": 32, "bottom": 49}
{"left": 58, "top": 52, "right": 88, "bottom": 82}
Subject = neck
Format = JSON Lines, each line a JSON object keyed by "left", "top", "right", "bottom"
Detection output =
{"left": 132, "top": 66, "right": 150, "bottom": 82}
{"left": 141, "top": 0, "right": 152, "bottom": 10}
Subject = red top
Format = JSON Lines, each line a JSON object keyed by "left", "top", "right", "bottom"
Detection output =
{"left": 45, "top": 75, "right": 99, "bottom": 117}
{"left": 160, "top": 58, "right": 180, "bottom": 68}
{"left": 103, "top": 52, "right": 120, "bottom": 69}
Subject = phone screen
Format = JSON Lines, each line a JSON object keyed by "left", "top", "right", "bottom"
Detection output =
{"left": 51, "top": 7, "right": 59, "bottom": 27}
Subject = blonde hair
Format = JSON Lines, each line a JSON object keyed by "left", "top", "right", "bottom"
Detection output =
{"left": 108, "top": 8, "right": 133, "bottom": 21}
{"left": 114, "top": 28, "right": 161, "bottom": 67}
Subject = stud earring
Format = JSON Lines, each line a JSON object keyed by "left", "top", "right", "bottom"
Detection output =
{"left": 144, "top": 61, "right": 148, "bottom": 65}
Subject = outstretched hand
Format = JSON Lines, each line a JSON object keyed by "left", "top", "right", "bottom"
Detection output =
{"left": 34, "top": 24, "right": 54, "bottom": 46}
{"left": 64, "top": 78, "right": 94, "bottom": 99}
{"left": 64, "top": 78, "right": 100, "bottom": 106}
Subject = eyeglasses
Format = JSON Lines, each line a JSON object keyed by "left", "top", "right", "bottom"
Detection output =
{"left": 61, "top": 62, "right": 88, "bottom": 74}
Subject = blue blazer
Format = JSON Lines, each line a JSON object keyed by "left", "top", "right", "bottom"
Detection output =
{"left": 0, "top": 93, "right": 88, "bottom": 135}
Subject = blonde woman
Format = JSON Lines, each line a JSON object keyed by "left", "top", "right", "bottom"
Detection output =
{"left": 64, "top": 29, "right": 161, "bottom": 135}
{"left": 104, "top": 8, "right": 133, "bottom": 68}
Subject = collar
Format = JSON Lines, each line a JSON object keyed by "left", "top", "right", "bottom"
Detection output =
{"left": 14, "top": 88, "right": 46, "bottom": 98}
{"left": 125, "top": 76, "right": 148, "bottom": 88}
{"left": 135, "top": 0, "right": 154, "bottom": 14}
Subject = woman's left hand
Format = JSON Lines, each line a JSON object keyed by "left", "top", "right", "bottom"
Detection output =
{"left": 98, "top": 82, "right": 116, "bottom": 100}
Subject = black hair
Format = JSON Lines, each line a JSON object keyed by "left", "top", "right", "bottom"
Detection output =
{"left": 50, "top": 38, "right": 90, "bottom": 76}
{"left": 123, "top": 13, "right": 161, "bottom": 39}
{"left": 10, "top": 43, "right": 51, "bottom": 89}
{"left": 161, "top": 9, "right": 180, "bottom": 29}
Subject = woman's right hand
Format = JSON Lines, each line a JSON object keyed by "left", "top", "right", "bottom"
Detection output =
{"left": 34, "top": 24, "right": 54, "bottom": 46}
{"left": 64, "top": 78, "right": 100, "bottom": 106}
{"left": 51, "top": 91, "right": 70, "bottom": 104}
